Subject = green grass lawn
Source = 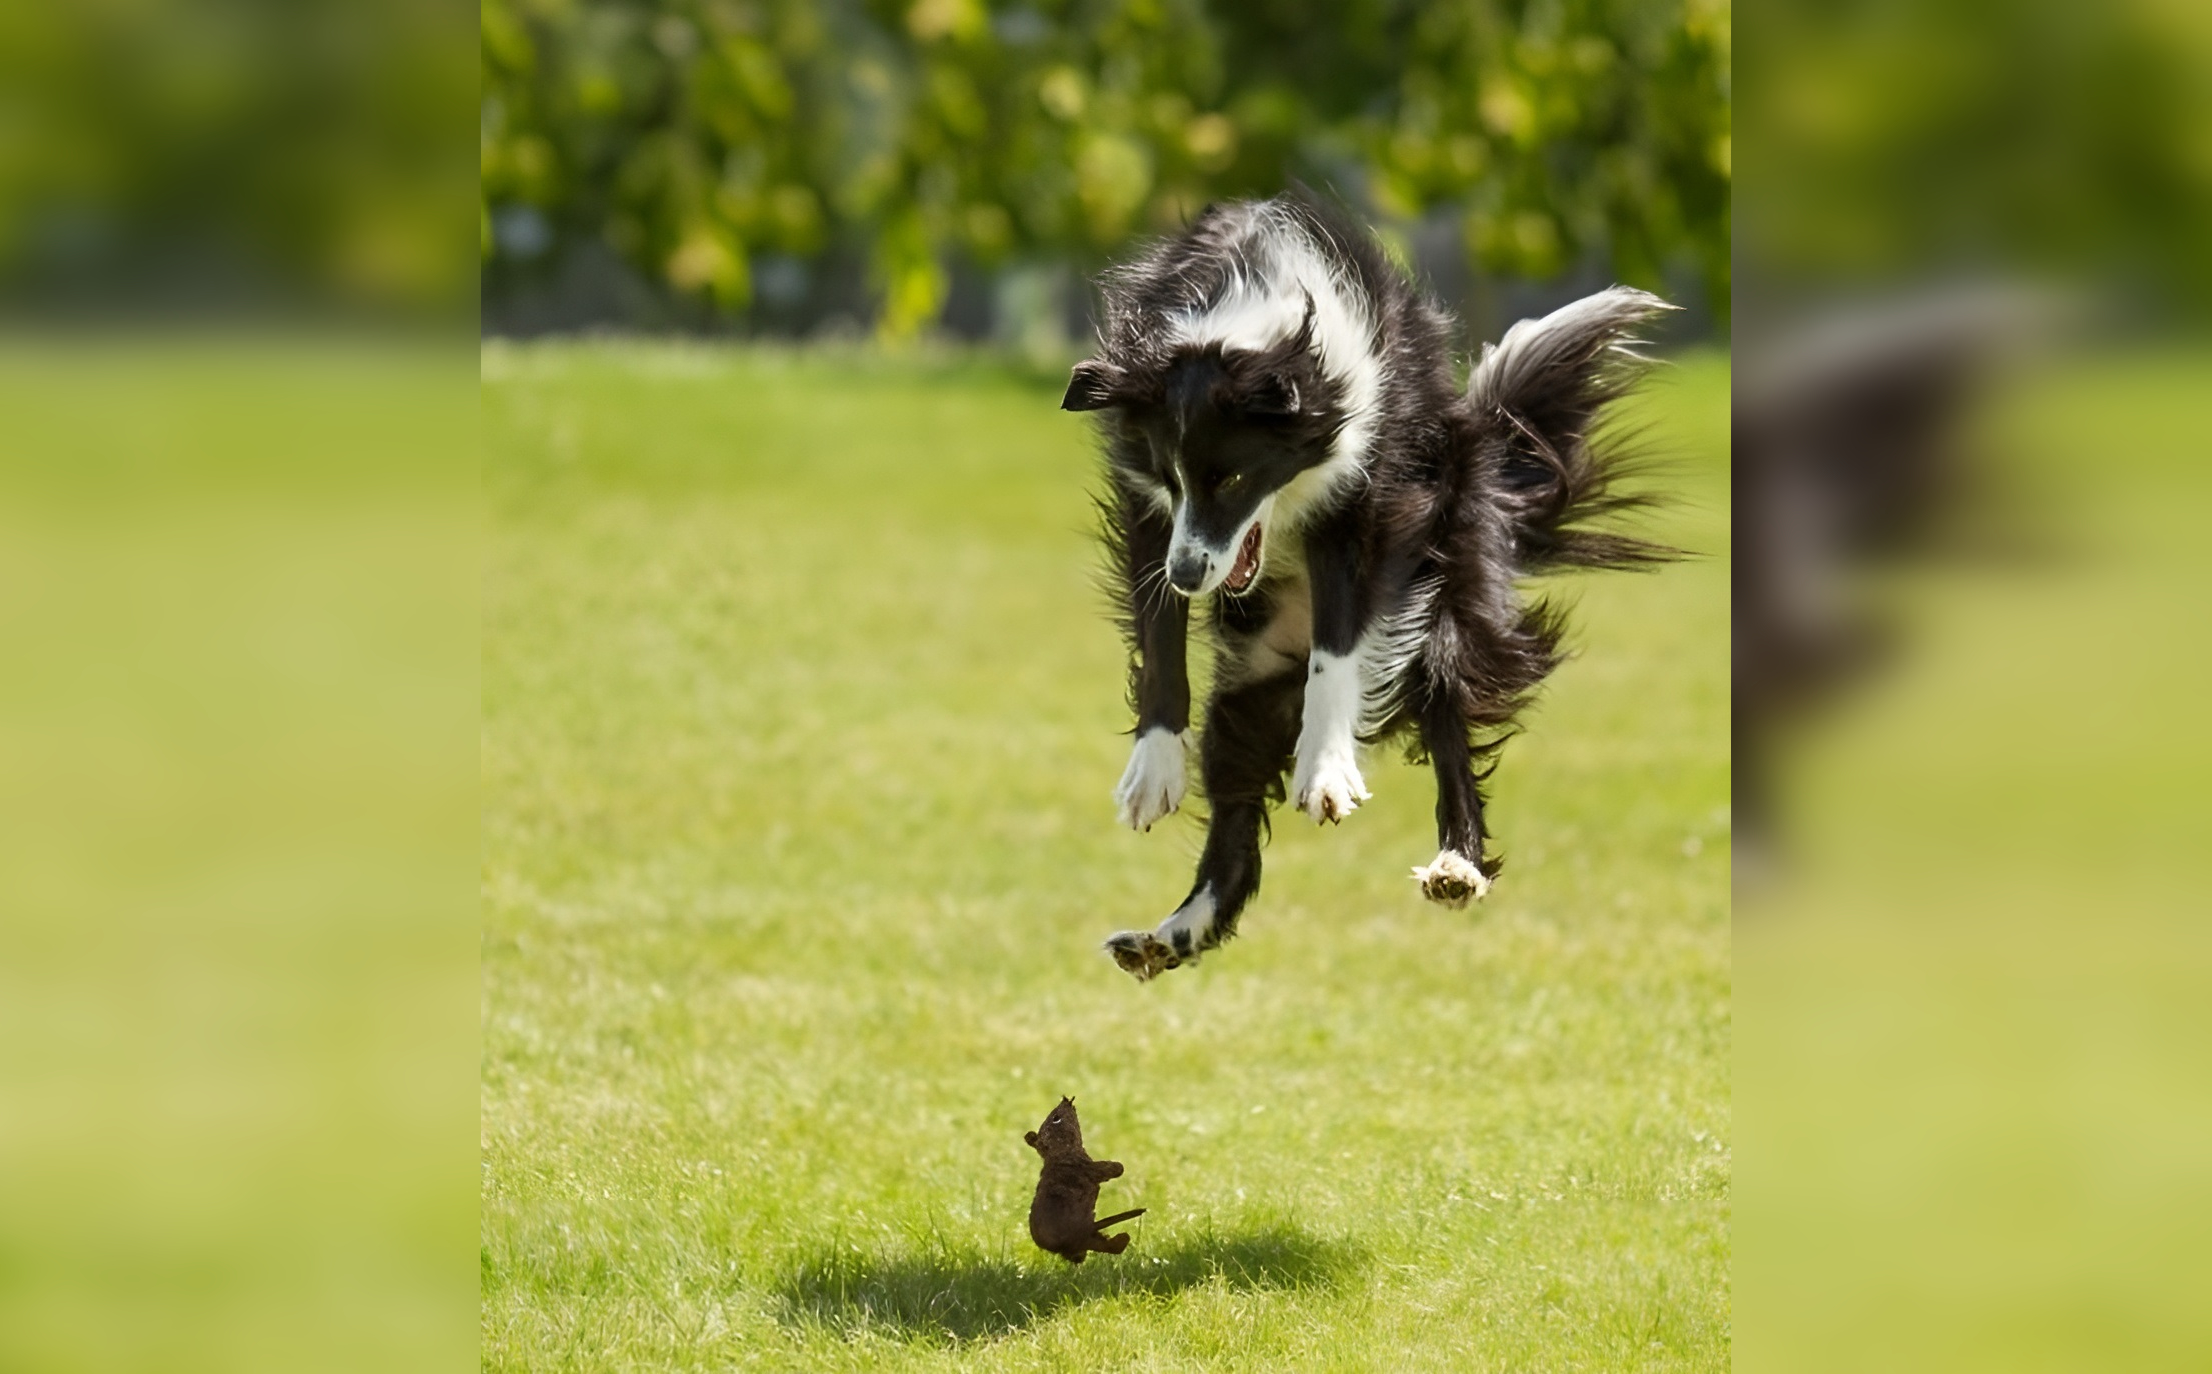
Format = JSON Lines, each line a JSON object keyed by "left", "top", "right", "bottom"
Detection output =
{"left": 480, "top": 342, "right": 1731, "bottom": 1371}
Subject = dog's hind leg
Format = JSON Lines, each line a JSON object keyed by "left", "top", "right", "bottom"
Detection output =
{"left": 1411, "top": 691, "right": 1501, "bottom": 907}
{"left": 1105, "top": 670, "right": 1301, "bottom": 980}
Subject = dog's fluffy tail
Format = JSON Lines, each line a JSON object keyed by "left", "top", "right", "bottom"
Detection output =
{"left": 1468, "top": 286, "right": 1677, "bottom": 572}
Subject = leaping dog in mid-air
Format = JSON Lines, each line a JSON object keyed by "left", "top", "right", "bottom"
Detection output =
{"left": 1064, "top": 193, "right": 1673, "bottom": 981}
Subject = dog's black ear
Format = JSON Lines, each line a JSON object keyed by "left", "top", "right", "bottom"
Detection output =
{"left": 1245, "top": 372, "right": 1300, "bottom": 417}
{"left": 1062, "top": 361, "right": 1123, "bottom": 411}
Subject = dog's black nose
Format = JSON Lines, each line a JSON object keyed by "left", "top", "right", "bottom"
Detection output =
{"left": 1167, "top": 551, "right": 1208, "bottom": 594}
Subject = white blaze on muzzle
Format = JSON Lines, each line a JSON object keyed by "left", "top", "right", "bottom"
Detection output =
{"left": 1168, "top": 500, "right": 1269, "bottom": 597}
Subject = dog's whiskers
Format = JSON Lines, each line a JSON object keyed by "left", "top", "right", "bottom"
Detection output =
{"left": 1133, "top": 561, "right": 1176, "bottom": 616}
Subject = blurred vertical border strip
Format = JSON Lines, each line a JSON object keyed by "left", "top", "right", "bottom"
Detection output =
{"left": 0, "top": 0, "right": 479, "bottom": 1370}
{"left": 1737, "top": 0, "right": 2212, "bottom": 1367}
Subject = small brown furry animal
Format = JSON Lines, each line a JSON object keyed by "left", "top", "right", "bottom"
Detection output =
{"left": 1025, "top": 1097, "right": 1144, "bottom": 1264}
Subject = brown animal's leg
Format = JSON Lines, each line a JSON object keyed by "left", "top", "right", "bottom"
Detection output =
{"left": 1412, "top": 690, "right": 1500, "bottom": 907}
{"left": 1088, "top": 1232, "right": 1132, "bottom": 1256}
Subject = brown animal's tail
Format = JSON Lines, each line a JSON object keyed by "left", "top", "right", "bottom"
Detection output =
{"left": 1094, "top": 1208, "right": 1146, "bottom": 1230}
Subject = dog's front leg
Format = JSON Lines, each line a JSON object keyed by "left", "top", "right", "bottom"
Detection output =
{"left": 1106, "top": 671, "right": 1301, "bottom": 980}
{"left": 1290, "top": 508, "right": 1373, "bottom": 824}
{"left": 1111, "top": 495, "right": 1191, "bottom": 831}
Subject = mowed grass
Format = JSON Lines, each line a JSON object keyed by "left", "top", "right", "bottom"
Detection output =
{"left": 480, "top": 342, "right": 1731, "bottom": 1371}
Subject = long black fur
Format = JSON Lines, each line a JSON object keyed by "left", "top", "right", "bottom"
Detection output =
{"left": 1068, "top": 192, "right": 1673, "bottom": 980}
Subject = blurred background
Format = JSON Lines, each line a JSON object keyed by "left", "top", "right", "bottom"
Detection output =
{"left": 0, "top": 0, "right": 472, "bottom": 323}
{"left": 475, "top": 0, "right": 1731, "bottom": 344}
{"left": 1736, "top": 0, "right": 2212, "bottom": 1368}
{"left": 1, "top": 3, "right": 477, "bottom": 1372}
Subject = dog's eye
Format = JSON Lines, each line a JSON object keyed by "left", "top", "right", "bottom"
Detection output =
{"left": 1218, "top": 473, "right": 1244, "bottom": 494}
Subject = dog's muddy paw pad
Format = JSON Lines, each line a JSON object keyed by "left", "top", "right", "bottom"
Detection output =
{"left": 1102, "top": 931, "right": 1180, "bottom": 981}
{"left": 1411, "top": 850, "right": 1492, "bottom": 908}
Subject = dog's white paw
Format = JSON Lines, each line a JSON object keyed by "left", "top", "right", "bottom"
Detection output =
{"left": 1412, "top": 849, "right": 1492, "bottom": 908}
{"left": 1291, "top": 743, "right": 1369, "bottom": 825}
{"left": 1113, "top": 729, "right": 1187, "bottom": 832}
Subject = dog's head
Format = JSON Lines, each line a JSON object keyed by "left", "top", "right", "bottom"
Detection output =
{"left": 1064, "top": 301, "right": 1343, "bottom": 597}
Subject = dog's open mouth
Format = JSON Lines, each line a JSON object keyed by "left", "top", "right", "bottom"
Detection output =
{"left": 1223, "top": 521, "right": 1265, "bottom": 594}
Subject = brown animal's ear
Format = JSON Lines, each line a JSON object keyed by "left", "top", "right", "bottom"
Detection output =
{"left": 1061, "top": 361, "right": 1123, "bottom": 411}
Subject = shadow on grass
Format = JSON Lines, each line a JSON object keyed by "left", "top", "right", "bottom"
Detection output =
{"left": 771, "top": 1222, "right": 1363, "bottom": 1343}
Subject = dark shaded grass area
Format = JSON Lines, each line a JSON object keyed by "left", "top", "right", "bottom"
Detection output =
{"left": 776, "top": 1224, "right": 1362, "bottom": 1341}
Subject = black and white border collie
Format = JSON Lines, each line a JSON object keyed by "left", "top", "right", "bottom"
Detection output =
{"left": 1063, "top": 193, "right": 1672, "bottom": 981}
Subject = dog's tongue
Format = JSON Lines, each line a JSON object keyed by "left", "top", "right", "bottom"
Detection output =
{"left": 1226, "top": 523, "right": 1264, "bottom": 592}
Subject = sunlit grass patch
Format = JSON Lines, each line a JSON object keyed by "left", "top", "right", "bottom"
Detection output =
{"left": 481, "top": 343, "right": 1730, "bottom": 1371}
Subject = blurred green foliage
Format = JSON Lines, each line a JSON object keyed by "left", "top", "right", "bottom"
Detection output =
{"left": 479, "top": 0, "right": 1732, "bottom": 336}
{"left": 0, "top": 0, "right": 473, "bottom": 317}
{"left": 1740, "top": 0, "right": 2212, "bottom": 310}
